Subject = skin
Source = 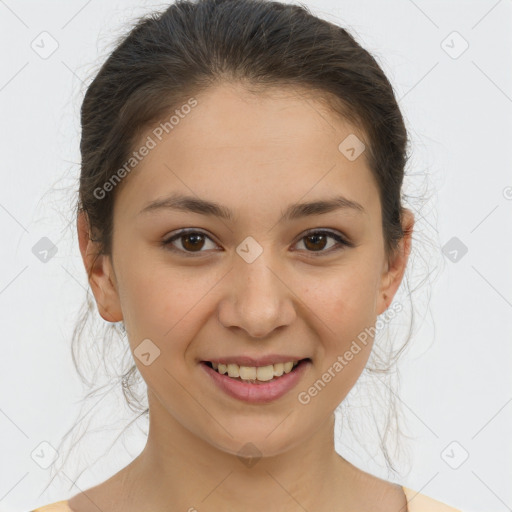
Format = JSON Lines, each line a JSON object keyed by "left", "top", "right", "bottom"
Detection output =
{"left": 72, "top": 82, "right": 414, "bottom": 512}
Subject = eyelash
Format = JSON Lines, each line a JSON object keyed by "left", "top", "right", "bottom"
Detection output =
{"left": 161, "top": 228, "right": 353, "bottom": 257}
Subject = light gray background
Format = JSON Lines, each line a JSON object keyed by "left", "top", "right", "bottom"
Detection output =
{"left": 1, "top": 1, "right": 511, "bottom": 511}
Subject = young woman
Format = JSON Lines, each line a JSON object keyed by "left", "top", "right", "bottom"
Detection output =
{"left": 30, "top": 0, "right": 463, "bottom": 510}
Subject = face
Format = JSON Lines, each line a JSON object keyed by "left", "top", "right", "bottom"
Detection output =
{"left": 79, "top": 82, "right": 412, "bottom": 458}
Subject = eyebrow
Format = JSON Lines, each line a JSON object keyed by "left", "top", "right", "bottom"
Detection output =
{"left": 139, "top": 193, "right": 365, "bottom": 222}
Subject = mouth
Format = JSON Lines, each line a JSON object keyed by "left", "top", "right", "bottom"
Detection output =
{"left": 201, "top": 358, "right": 311, "bottom": 384}
{"left": 200, "top": 357, "right": 312, "bottom": 403}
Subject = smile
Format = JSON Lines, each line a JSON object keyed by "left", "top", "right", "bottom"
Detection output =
{"left": 206, "top": 360, "right": 300, "bottom": 382}
{"left": 200, "top": 358, "right": 311, "bottom": 403}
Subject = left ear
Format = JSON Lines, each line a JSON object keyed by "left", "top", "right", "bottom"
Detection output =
{"left": 376, "top": 208, "right": 414, "bottom": 315}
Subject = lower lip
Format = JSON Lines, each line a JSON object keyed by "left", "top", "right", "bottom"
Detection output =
{"left": 200, "top": 360, "right": 311, "bottom": 404}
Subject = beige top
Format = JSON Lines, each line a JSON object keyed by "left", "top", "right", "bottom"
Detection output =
{"left": 30, "top": 486, "right": 462, "bottom": 511}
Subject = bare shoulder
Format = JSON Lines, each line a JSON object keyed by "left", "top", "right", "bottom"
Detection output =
{"left": 341, "top": 462, "right": 408, "bottom": 511}
{"left": 30, "top": 502, "right": 74, "bottom": 512}
{"left": 403, "top": 487, "right": 462, "bottom": 512}
{"left": 340, "top": 458, "right": 462, "bottom": 511}
{"left": 67, "top": 481, "right": 122, "bottom": 512}
{"left": 361, "top": 474, "right": 408, "bottom": 510}
{"left": 67, "top": 477, "right": 123, "bottom": 512}
{"left": 66, "top": 464, "right": 141, "bottom": 512}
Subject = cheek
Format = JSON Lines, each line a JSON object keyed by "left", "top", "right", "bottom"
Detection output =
{"left": 301, "top": 265, "right": 380, "bottom": 391}
{"left": 116, "top": 248, "right": 185, "bottom": 320}
{"left": 304, "top": 265, "right": 381, "bottom": 333}
{"left": 118, "top": 260, "right": 224, "bottom": 353}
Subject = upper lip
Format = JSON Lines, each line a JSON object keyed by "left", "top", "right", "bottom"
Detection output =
{"left": 202, "top": 355, "right": 309, "bottom": 367}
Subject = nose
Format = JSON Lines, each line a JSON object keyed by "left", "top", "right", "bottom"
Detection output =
{"left": 217, "top": 254, "right": 296, "bottom": 340}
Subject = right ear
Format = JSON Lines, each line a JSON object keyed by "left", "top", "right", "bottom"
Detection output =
{"left": 77, "top": 210, "right": 123, "bottom": 323}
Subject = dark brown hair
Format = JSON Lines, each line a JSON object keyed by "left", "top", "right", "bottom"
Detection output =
{"left": 46, "top": 0, "right": 421, "bottom": 493}
{"left": 79, "top": 0, "right": 408, "bottom": 258}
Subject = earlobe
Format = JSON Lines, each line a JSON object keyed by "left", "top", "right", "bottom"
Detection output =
{"left": 77, "top": 210, "right": 123, "bottom": 323}
{"left": 377, "top": 208, "right": 414, "bottom": 316}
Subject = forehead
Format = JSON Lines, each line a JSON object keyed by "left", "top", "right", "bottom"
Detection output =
{"left": 114, "top": 82, "right": 380, "bottom": 222}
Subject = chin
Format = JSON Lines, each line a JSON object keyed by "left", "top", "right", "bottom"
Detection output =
{"left": 201, "top": 418, "right": 308, "bottom": 460}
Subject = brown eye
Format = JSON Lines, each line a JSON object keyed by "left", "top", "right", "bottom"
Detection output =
{"left": 163, "top": 230, "right": 218, "bottom": 255}
{"left": 303, "top": 233, "right": 329, "bottom": 251}
{"left": 162, "top": 228, "right": 352, "bottom": 258}
{"left": 181, "top": 233, "right": 206, "bottom": 251}
{"left": 294, "top": 230, "right": 351, "bottom": 255}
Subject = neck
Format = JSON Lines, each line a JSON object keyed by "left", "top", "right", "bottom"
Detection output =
{"left": 120, "top": 391, "right": 359, "bottom": 512}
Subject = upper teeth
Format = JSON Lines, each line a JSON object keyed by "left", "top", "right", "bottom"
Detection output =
{"left": 212, "top": 361, "right": 299, "bottom": 381}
